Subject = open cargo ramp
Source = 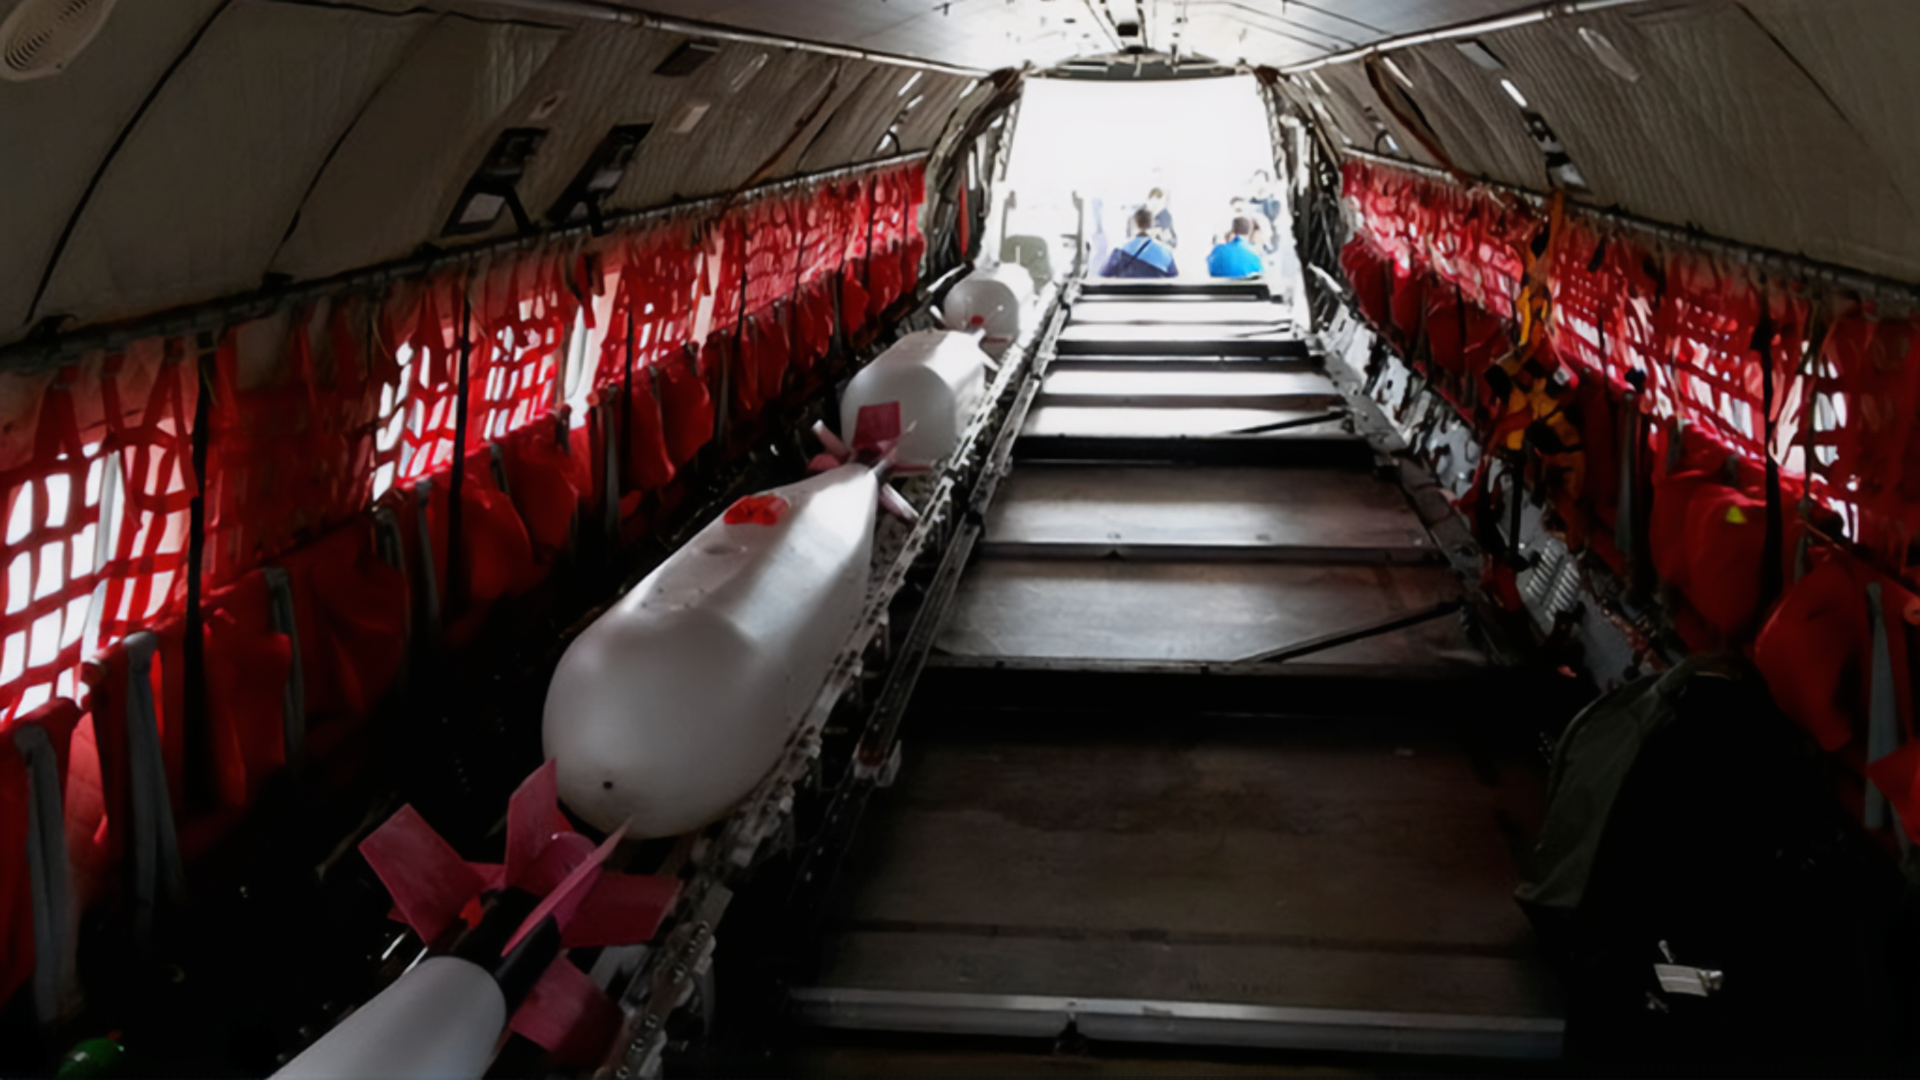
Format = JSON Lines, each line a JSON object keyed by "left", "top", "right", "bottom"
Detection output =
{"left": 789, "top": 278, "right": 1567, "bottom": 1064}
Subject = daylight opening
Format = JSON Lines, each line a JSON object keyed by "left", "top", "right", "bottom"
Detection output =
{"left": 999, "top": 74, "right": 1292, "bottom": 288}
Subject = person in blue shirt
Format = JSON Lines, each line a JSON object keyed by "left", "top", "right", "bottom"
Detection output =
{"left": 1100, "top": 208, "right": 1179, "bottom": 278}
{"left": 1206, "top": 217, "right": 1264, "bottom": 279}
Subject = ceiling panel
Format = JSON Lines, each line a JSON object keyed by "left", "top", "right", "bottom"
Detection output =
{"left": 35, "top": 3, "right": 428, "bottom": 329}
{"left": 0, "top": 0, "right": 226, "bottom": 336}
{"left": 615, "top": 0, "right": 1550, "bottom": 72}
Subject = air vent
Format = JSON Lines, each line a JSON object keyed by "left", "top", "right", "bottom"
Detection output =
{"left": 654, "top": 39, "right": 719, "bottom": 77}
{"left": 1578, "top": 27, "right": 1641, "bottom": 83}
{"left": 1454, "top": 38, "right": 1505, "bottom": 71}
{"left": 1, "top": 0, "right": 118, "bottom": 82}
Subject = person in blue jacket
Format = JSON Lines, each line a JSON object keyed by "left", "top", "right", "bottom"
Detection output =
{"left": 1101, "top": 208, "right": 1179, "bottom": 278}
{"left": 1206, "top": 217, "right": 1264, "bottom": 279}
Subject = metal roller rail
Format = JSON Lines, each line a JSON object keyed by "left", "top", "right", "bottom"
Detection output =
{"left": 599, "top": 283, "right": 1072, "bottom": 1079}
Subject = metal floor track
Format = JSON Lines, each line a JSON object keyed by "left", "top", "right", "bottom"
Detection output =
{"left": 794, "top": 278, "right": 1564, "bottom": 1063}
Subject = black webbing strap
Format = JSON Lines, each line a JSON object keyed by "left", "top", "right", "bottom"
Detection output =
{"left": 183, "top": 331, "right": 216, "bottom": 814}
{"left": 1755, "top": 307, "right": 1783, "bottom": 615}
{"left": 622, "top": 292, "right": 636, "bottom": 487}
{"left": 445, "top": 290, "right": 473, "bottom": 618}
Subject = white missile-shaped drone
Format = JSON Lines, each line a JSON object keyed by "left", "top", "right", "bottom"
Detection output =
{"left": 543, "top": 327, "right": 993, "bottom": 840}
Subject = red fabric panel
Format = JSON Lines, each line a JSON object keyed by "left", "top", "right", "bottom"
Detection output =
{"left": 199, "top": 571, "right": 291, "bottom": 809}
{"left": 657, "top": 347, "right": 714, "bottom": 468}
{"left": 745, "top": 307, "right": 791, "bottom": 409}
{"left": 794, "top": 280, "right": 835, "bottom": 374}
{"left": 1754, "top": 554, "right": 1869, "bottom": 752}
{"left": 840, "top": 270, "right": 873, "bottom": 340}
{"left": 620, "top": 376, "right": 674, "bottom": 494}
{"left": 1680, "top": 486, "right": 1776, "bottom": 641}
{"left": 866, "top": 248, "right": 905, "bottom": 320}
{"left": 457, "top": 452, "right": 537, "bottom": 604}
{"left": 279, "top": 518, "right": 409, "bottom": 729}
{"left": 413, "top": 452, "right": 536, "bottom": 646}
{"left": 1339, "top": 237, "right": 1393, "bottom": 334}
{"left": 498, "top": 416, "right": 592, "bottom": 564}
{"left": 1571, "top": 371, "right": 1619, "bottom": 532}
{"left": 1388, "top": 265, "right": 1427, "bottom": 352}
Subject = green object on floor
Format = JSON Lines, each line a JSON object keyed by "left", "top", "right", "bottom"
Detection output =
{"left": 55, "top": 1036, "right": 127, "bottom": 1078}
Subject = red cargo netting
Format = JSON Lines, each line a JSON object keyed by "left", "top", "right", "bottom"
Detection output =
{"left": 1341, "top": 157, "right": 1920, "bottom": 843}
{"left": 0, "top": 158, "right": 933, "bottom": 999}
{"left": 0, "top": 162, "right": 932, "bottom": 1006}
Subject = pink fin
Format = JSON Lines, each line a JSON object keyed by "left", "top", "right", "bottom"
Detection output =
{"left": 507, "top": 957, "right": 621, "bottom": 1065}
{"left": 503, "top": 825, "right": 625, "bottom": 955}
{"left": 563, "top": 873, "right": 682, "bottom": 948}
{"left": 522, "top": 831, "right": 596, "bottom": 896}
{"left": 506, "top": 760, "right": 571, "bottom": 890}
{"left": 359, "top": 805, "right": 486, "bottom": 944}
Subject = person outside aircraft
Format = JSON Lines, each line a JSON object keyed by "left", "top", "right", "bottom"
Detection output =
{"left": 1102, "top": 207, "right": 1179, "bottom": 278}
{"left": 1206, "top": 217, "right": 1264, "bottom": 279}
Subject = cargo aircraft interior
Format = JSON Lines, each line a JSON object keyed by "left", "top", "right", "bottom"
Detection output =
{"left": 2, "top": 0, "right": 1918, "bottom": 1076}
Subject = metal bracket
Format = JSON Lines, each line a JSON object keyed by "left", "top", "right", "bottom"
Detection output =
{"left": 262, "top": 566, "right": 307, "bottom": 779}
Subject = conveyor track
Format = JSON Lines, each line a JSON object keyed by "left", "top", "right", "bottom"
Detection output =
{"left": 789, "top": 279, "right": 1566, "bottom": 1064}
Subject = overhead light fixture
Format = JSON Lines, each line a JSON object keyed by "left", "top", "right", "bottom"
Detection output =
{"left": 1380, "top": 55, "right": 1415, "bottom": 89}
{"left": 443, "top": 127, "right": 545, "bottom": 237}
{"left": 1500, "top": 78, "right": 1529, "bottom": 108}
{"left": 1577, "top": 26, "right": 1641, "bottom": 82}
{"left": 1456, "top": 39, "right": 1505, "bottom": 71}
{"left": 548, "top": 123, "right": 652, "bottom": 228}
{"left": 1523, "top": 111, "right": 1589, "bottom": 193}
